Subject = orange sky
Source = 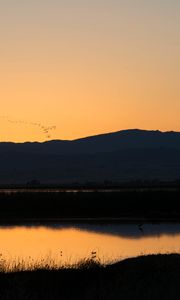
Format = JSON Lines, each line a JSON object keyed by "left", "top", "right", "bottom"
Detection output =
{"left": 0, "top": 0, "right": 179, "bottom": 142}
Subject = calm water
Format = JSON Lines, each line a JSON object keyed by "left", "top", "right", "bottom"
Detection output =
{"left": 0, "top": 223, "right": 180, "bottom": 266}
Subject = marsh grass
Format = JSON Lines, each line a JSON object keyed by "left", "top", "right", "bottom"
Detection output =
{"left": 0, "top": 250, "right": 104, "bottom": 273}
{"left": 0, "top": 250, "right": 175, "bottom": 273}
{"left": 0, "top": 254, "right": 179, "bottom": 299}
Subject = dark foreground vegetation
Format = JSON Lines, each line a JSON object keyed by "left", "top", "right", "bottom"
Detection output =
{"left": 0, "top": 254, "right": 180, "bottom": 299}
{"left": 0, "top": 187, "right": 180, "bottom": 221}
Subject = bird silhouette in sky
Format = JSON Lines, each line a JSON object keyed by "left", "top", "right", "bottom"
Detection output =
{"left": 0, "top": 115, "right": 57, "bottom": 140}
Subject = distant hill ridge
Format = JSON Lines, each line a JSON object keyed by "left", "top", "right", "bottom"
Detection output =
{"left": 1, "top": 129, "right": 180, "bottom": 156}
{"left": 0, "top": 129, "right": 180, "bottom": 184}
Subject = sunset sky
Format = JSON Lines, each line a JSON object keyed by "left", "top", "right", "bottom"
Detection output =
{"left": 0, "top": 0, "right": 179, "bottom": 142}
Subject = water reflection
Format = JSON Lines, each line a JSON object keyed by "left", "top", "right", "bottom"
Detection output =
{"left": 0, "top": 223, "right": 180, "bottom": 266}
{"left": 2, "top": 223, "right": 180, "bottom": 238}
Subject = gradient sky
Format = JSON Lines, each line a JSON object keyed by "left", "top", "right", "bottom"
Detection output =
{"left": 0, "top": 0, "right": 180, "bottom": 142}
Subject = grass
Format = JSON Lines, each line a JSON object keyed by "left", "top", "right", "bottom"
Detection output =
{"left": 0, "top": 254, "right": 179, "bottom": 299}
{"left": 0, "top": 252, "right": 103, "bottom": 273}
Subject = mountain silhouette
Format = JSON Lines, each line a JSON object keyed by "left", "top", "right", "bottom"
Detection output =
{"left": 1, "top": 129, "right": 180, "bottom": 184}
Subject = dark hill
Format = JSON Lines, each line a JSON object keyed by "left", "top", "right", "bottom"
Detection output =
{"left": 1, "top": 129, "right": 180, "bottom": 184}
{"left": 1, "top": 129, "right": 180, "bottom": 155}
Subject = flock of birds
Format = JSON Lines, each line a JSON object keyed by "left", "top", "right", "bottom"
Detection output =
{"left": 0, "top": 115, "right": 56, "bottom": 139}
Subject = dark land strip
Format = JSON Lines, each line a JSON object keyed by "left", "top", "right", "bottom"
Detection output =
{"left": 0, "top": 254, "right": 180, "bottom": 299}
{"left": 0, "top": 189, "right": 180, "bottom": 222}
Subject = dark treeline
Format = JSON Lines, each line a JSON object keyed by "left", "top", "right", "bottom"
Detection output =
{"left": 0, "top": 189, "right": 180, "bottom": 221}
{"left": 1, "top": 179, "right": 180, "bottom": 189}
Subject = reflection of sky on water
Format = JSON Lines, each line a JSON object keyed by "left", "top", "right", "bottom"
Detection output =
{"left": 0, "top": 223, "right": 180, "bottom": 266}
{"left": 1, "top": 223, "right": 180, "bottom": 239}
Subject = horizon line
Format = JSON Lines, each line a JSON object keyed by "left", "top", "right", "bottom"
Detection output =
{"left": 0, "top": 128, "right": 179, "bottom": 144}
